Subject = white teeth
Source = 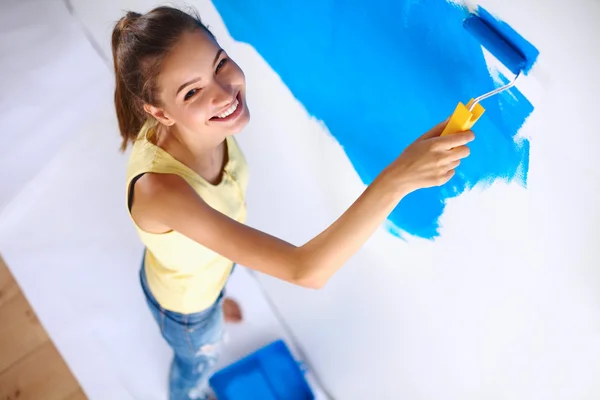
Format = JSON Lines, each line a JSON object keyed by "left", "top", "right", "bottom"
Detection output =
{"left": 216, "top": 99, "right": 239, "bottom": 119}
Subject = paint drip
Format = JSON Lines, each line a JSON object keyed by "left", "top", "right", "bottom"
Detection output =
{"left": 213, "top": 0, "right": 535, "bottom": 239}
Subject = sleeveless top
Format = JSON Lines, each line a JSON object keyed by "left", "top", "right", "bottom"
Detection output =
{"left": 125, "top": 120, "right": 249, "bottom": 314}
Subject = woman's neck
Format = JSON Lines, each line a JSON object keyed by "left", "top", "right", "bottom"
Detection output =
{"left": 156, "top": 123, "right": 229, "bottom": 184}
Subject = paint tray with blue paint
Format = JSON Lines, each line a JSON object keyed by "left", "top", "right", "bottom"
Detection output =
{"left": 209, "top": 339, "right": 314, "bottom": 399}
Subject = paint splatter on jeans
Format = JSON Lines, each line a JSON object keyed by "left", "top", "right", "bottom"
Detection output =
{"left": 140, "top": 266, "right": 225, "bottom": 400}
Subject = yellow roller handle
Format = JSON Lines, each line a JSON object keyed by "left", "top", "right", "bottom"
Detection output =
{"left": 440, "top": 99, "right": 486, "bottom": 136}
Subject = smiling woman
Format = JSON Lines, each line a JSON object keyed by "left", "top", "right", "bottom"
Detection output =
{"left": 111, "top": 5, "right": 474, "bottom": 399}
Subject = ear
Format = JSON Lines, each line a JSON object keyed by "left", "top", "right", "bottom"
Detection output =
{"left": 143, "top": 104, "right": 175, "bottom": 127}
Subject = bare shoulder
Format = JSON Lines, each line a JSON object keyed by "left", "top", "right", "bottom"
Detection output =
{"left": 130, "top": 173, "right": 199, "bottom": 233}
{"left": 134, "top": 172, "right": 190, "bottom": 199}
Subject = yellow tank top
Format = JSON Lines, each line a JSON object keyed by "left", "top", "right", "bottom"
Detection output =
{"left": 125, "top": 120, "right": 249, "bottom": 314}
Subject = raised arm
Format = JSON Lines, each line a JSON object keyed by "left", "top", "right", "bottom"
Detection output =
{"left": 131, "top": 122, "right": 474, "bottom": 289}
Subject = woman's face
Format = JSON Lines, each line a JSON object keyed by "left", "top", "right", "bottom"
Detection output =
{"left": 148, "top": 28, "right": 250, "bottom": 140}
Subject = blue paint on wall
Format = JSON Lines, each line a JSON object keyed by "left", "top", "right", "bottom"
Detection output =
{"left": 212, "top": 0, "right": 535, "bottom": 239}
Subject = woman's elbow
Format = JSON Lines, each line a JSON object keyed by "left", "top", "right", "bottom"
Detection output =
{"left": 285, "top": 250, "right": 328, "bottom": 289}
{"left": 290, "top": 265, "right": 327, "bottom": 290}
{"left": 295, "top": 276, "right": 325, "bottom": 290}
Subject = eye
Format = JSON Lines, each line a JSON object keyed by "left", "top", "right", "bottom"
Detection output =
{"left": 216, "top": 58, "right": 228, "bottom": 73}
{"left": 184, "top": 88, "right": 198, "bottom": 101}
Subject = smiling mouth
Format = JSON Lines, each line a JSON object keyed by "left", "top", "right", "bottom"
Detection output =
{"left": 210, "top": 92, "right": 242, "bottom": 122}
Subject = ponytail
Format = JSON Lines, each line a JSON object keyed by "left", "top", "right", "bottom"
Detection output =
{"left": 112, "top": 12, "right": 145, "bottom": 151}
{"left": 110, "top": 7, "right": 213, "bottom": 151}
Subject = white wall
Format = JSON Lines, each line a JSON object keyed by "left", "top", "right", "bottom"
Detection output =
{"left": 246, "top": 1, "right": 600, "bottom": 398}
{"left": 29, "top": 0, "right": 600, "bottom": 399}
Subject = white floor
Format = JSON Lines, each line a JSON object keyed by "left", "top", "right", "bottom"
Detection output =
{"left": 0, "top": 1, "right": 325, "bottom": 398}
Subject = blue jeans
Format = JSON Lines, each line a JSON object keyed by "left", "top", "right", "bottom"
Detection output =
{"left": 140, "top": 263, "right": 229, "bottom": 400}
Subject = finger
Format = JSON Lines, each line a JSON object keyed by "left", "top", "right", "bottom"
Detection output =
{"left": 433, "top": 130, "right": 474, "bottom": 149}
{"left": 447, "top": 145, "right": 470, "bottom": 161}
{"left": 437, "top": 168, "right": 456, "bottom": 186}
{"left": 418, "top": 118, "right": 450, "bottom": 141}
{"left": 444, "top": 159, "right": 461, "bottom": 171}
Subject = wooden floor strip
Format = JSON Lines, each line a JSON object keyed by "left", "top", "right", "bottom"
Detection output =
{"left": 0, "top": 292, "right": 49, "bottom": 374}
{"left": 0, "top": 256, "right": 19, "bottom": 309}
{"left": 0, "top": 256, "right": 86, "bottom": 400}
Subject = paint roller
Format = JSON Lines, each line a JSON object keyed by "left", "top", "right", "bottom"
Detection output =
{"left": 441, "top": 6, "right": 540, "bottom": 136}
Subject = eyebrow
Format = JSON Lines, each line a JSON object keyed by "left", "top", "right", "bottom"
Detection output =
{"left": 175, "top": 49, "right": 225, "bottom": 96}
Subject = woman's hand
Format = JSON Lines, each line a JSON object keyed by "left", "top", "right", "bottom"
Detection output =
{"left": 385, "top": 120, "right": 475, "bottom": 194}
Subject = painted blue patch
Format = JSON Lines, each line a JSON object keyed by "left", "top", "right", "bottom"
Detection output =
{"left": 212, "top": 0, "right": 534, "bottom": 239}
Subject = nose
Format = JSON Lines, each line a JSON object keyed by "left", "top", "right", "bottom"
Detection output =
{"left": 211, "top": 79, "right": 234, "bottom": 108}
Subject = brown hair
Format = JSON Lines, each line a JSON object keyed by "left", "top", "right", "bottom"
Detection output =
{"left": 111, "top": 6, "right": 214, "bottom": 151}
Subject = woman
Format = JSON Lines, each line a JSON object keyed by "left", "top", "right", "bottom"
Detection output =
{"left": 112, "top": 6, "right": 473, "bottom": 400}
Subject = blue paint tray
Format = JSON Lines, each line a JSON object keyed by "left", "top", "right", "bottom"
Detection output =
{"left": 209, "top": 339, "right": 314, "bottom": 400}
